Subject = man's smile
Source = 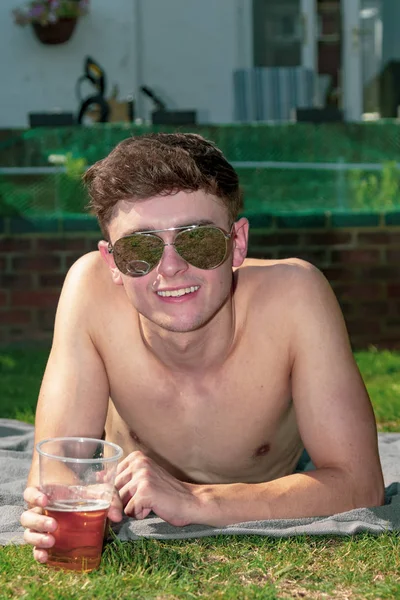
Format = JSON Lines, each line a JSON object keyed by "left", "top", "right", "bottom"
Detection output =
{"left": 156, "top": 286, "right": 200, "bottom": 298}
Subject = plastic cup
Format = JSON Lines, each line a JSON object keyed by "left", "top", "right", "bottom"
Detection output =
{"left": 36, "top": 437, "right": 123, "bottom": 572}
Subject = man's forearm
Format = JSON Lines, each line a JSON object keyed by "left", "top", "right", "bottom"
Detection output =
{"left": 191, "top": 468, "right": 384, "bottom": 527}
{"left": 26, "top": 458, "right": 40, "bottom": 489}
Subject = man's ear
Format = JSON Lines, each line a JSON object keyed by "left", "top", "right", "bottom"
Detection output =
{"left": 98, "top": 240, "right": 124, "bottom": 286}
{"left": 232, "top": 217, "right": 249, "bottom": 268}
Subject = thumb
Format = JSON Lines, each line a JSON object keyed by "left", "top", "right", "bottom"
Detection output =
{"left": 107, "top": 489, "right": 123, "bottom": 522}
{"left": 23, "top": 486, "right": 48, "bottom": 509}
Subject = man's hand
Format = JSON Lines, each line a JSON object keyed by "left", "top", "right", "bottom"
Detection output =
{"left": 20, "top": 488, "right": 56, "bottom": 564}
{"left": 20, "top": 486, "right": 124, "bottom": 564}
{"left": 114, "top": 451, "right": 201, "bottom": 526}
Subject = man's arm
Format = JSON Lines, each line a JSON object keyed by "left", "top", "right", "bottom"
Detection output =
{"left": 203, "top": 263, "right": 384, "bottom": 524}
{"left": 115, "top": 262, "right": 385, "bottom": 526}
{"left": 283, "top": 263, "right": 384, "bottom": 512}
{"left": 21, "top": 254, "right": 118, "bottom": 561}
{"left": 27, "top": 254, "right": 110, "bottom": 486}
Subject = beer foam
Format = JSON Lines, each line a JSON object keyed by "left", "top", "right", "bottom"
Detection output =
{"left": 48, "top": 499, "right": 110, "bottom": 512}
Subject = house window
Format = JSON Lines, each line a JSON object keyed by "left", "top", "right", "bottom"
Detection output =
{"left": 253, "top": 0, "right": 303, "bottom": 67}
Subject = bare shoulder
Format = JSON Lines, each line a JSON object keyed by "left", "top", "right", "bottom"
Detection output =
{"left": 235, "top": 256, "right": 345, "bottom": 351}
{"left": 235, "top": 257, "right": 339, "bottom": 327}
{"left": 65, "top": 251, "right": 108, "bottom": 287}
{"left": 61, "top": 250, "right": 117, "bottom": 302}
{"left": 235, "top": 257, "right": 325, "bottom": 297}
{"left": 56, "top": 251, "right": 114, "bottom": 325}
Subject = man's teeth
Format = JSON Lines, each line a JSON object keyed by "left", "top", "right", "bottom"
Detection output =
{"left": 157, "top": 286, "right": 199, "bottom": 297}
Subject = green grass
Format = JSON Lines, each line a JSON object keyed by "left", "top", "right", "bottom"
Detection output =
{"left": 0, "top": 348, "right": 49, "bottom": 424}
{"left": 1, "top": 533, "right": 399, "bottom": 599}
{"left": 0, "top": 346, "right": 399, "bottom": 599}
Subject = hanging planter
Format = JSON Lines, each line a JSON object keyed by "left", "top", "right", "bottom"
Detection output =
{"left": 32, "top": 17, "right": 77, "bottom": 44}
{"left": 13, "top": 1, "right": 89, "bottom": 45}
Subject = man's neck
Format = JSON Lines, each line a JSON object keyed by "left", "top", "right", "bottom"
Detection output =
{"left": 138, "top": 300, "right": 237, "bottom": 372}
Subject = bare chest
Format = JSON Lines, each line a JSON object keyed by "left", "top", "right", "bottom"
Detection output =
{"left": 96, "top": 265, "right": 303, "bottom": 483}
{"left": 104, "top": 353, "right": 302, "bottom": 484}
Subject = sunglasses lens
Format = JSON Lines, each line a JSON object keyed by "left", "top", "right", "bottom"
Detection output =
{"left": 113, "top": 234, "right": 163, "bottom": 276}
{"left": 175, "top": 227, "right": 228, "bottom": 270}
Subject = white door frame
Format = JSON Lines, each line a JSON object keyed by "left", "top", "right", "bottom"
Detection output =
{"left": 342, "top": 0, "right": 363, "bottom": 121}
{"left": 301, "top": 0, "right": 317, "bottom": 72}
{"left": 236, "top": 0, "right": 254, "bottom": 69}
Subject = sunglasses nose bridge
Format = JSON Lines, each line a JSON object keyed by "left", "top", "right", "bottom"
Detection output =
{"left": 156, "top": 240, "right": 189, "bottom": 275}
{"left": 158, "top": 240, "right": 180, "bottom": 258}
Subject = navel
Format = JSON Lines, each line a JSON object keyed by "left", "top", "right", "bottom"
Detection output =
{"left": 254, "top": 443, "right": 270, "bottom": 458}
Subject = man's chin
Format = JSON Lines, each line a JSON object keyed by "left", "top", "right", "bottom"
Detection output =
{"left": 153, "top": 317, "right": 208, "bottom": 334}
{"left": 143, "top": 310, "right": 215, "bottom": 334}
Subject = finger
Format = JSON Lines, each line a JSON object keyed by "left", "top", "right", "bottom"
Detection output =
{"left": 95, "top": 471, "right": 105, "bottom": 483}
{"left": 115, "top": 460, "right": 151, "bottom": 491}
{"left": 124, "top": 494, "right": 152, "bottom": 520}
{"left": 107, "top": 505, "right": 123, "bottom": 523}
{"left": 20, "top": 506, "right": 41, "bottom": 528}
{"left": 117, "top": 480, "right": 140, "bottom": 507}
{"left": 107, "top": 490, "right": 123, "bottom": 522}
{"left": 116, "top": 450, "right": 146, "bottom": 475}
{"left": 22, "top": 506, "right": 43, "bottom": 518}
{"left": 115, "top": 463, "right": 146, "bottom": 491}
{"left": 116, "top": 456, "right": 133, "bottom": 475}
{"left": 23, "top": 529, "right": 55, "bottom": 549}
{"left": 23, "top": 487, "right": 48, "bottom": 509}
{"left": 116, "top": 454, "right": 137, "bottom": 475}
{"left": 95, "top": 469, "right": 115, "bottom": 484}
{"left": 114, "top": 468, "right": 134, "bottom": 491}
{"left": 33, "top": 547, "right": 49, "bottom": 564}
{"left": 20, "top": 509, "right": 57, "bottom": 533}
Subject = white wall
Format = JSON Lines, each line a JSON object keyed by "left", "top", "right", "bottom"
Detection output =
{"left": 1, "top": 0, "right": 136, "bottom": 128}
{"left": 1, "top": 0, "right": 252, "bottom": 128}
{"left": 138, "top": 0, "right": 240, "bottom": 123}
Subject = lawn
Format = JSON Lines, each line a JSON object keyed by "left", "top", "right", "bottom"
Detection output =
{"left": 0, "top": 347, "right": 399, "bottom": 599}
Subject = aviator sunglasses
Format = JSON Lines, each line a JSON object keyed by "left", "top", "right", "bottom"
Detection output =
{"left": 108, "top": 224, "right": 235, "bottom": 277}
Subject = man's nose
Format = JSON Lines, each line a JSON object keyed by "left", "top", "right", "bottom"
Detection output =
{"left": 156, "top": 243, "right": 189, "bottom": 277}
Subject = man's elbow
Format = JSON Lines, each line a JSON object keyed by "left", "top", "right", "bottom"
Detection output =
{"left": 368, "top": 480, "right": 385, "bottom": 507}
{"left": 353, "top": 474, "right": 385, "bottom": 509}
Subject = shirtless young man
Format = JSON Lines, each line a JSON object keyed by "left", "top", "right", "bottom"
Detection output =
{"left": 21, "top": 133, "right": 384, "bottom": 564}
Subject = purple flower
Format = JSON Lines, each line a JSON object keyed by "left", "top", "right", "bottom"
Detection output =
{"left": 29, "top": 5, "right": 45, "bottom": 17}
{"left": 13, "top": 0, "right": 90, "bottom": 26}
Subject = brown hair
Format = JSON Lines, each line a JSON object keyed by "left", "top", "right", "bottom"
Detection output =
{"left": 83, "top": 132, "right": 243, "bottom": 238}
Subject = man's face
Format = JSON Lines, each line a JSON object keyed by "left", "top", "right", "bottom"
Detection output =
{"left": 103, "top": 190, "right": 247, "bottom": 334}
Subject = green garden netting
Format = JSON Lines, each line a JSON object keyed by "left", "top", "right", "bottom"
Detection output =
{"left": 2, "top": 122, "right": 400, "bottom": 217}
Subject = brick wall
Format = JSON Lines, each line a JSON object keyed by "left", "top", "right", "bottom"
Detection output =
{"left": 1, "top": 212, "right": 400, "bottom": 348}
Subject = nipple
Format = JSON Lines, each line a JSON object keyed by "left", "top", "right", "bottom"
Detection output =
{"left": 129, "top": 430, "right": 141, "bottom": 444}
{"left": 255, "top": 443, "right": 270, "bottom": 457}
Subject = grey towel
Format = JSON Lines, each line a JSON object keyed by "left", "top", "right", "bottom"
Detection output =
{"left": 0, "top": 418, "right": 399, "bottom": 545}
{"left": 0, "top": 419, "right": 35, "bottom": 545}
